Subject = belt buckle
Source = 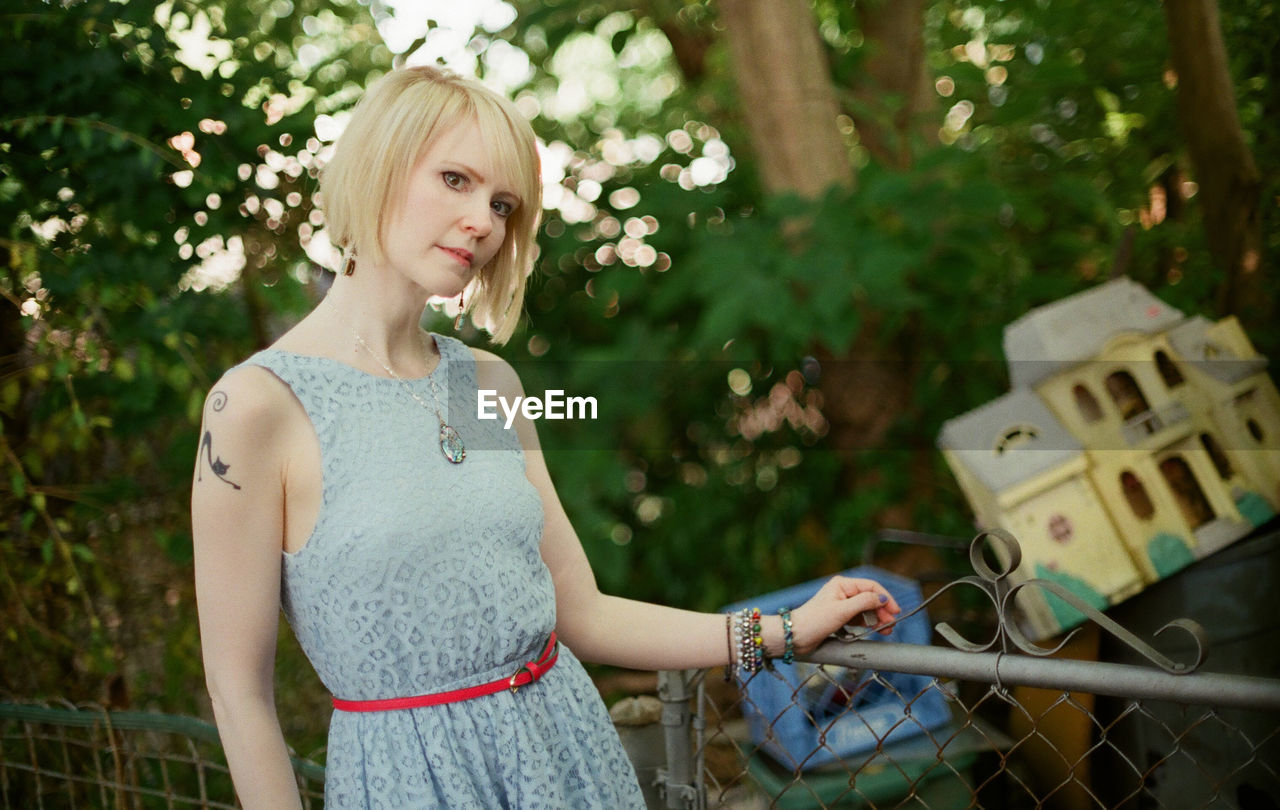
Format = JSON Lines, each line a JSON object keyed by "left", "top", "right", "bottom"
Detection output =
{"left": 509, "top": 664, "right": 532, "bottom": 694}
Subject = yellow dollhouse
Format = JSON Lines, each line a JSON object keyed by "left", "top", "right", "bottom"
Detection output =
{"left": 939, "top": 278, "right": 1280, "bottom": 639}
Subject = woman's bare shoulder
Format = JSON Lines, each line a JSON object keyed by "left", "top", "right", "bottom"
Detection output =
{"left": 202, "top": 363, "right": 297, "bottom": 434}
{"left": 468, "top": 345, "right": 525, "bottom": 398}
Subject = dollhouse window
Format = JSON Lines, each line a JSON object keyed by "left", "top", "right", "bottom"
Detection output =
{"left": 1120, "top": 471, "right": 1155, "bottom": 520}
{"left": 1199, "top": 433, "right": 1233, "bottom": 479}
{"left": 1155, "top": 350, "right": 1184, "bottom": 388}
{"left": 996, "top": 425, "right": 1039, "bottom": 454}
{"left": 1159, "top": 456, "right": 1215, "bottom": 528}
{"left": 1248, "top": 418, "right": 1265, "bottom": 444}
{"left": 1105, "top": 370, "right": 1150, "bottom": 421}
{"left": 1072, "top": 383, "right": 1104, "bottom": 423}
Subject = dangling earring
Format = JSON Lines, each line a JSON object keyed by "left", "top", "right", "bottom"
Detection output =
{"left": 342, "top": 252, "right": 355, "bottom": 276}
{"left": 454, "top": 290, "right": 466, "bottom": 330}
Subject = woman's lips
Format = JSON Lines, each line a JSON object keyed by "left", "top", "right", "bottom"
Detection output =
{"left": 439, "top": 246, "right": 474, "bottom": 267}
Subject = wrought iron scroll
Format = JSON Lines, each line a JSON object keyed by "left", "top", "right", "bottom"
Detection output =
{"left": 834, "top": 528, "right": 1208, "bottom": 675}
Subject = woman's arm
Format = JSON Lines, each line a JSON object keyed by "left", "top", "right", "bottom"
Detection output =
{"left": 473, "top": 353, "right": 900, "bottom": 671}
{"left": 190, "top": 368, "right": 304, "bottom": 810}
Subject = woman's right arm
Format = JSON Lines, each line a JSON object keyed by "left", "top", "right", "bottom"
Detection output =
{"left": 190, "top": 368, "right": 304, "bottom": 810}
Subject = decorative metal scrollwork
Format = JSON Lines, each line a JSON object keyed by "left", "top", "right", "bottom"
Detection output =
{"left": 834, "top": 528, "right": 1208, "bottom": 675}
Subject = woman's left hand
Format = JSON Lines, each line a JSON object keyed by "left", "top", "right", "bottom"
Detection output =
{"left": 788, "top": 576, "right": 902, "bottom": 656}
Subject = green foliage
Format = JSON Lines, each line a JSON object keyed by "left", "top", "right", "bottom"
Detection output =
{"left": 0, "top": 0, "right": 386, "bottom": 739}
{"left": 498, "top": 143, "right": 1024, "bottom": 609}
{"left": 492, "top": 0, "right": 1276, "bottom": 621}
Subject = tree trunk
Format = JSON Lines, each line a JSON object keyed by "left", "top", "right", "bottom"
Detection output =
{"left": 1, "top": 260, "right": 30, "bottom": 444}
{"left": 718, "top": 0, "right": 853, "bottom": 196}
{"left": 1163, "top": 0, "right": 1265, "bottom": 318}
{"left": 717, "top": 0, "right": 920, "bottom": 456}
{"left": 852, "top": 0, "right": 936, "bottom": 168}
{"left": 656, "top": 19, "right": 713, "bottom": 83}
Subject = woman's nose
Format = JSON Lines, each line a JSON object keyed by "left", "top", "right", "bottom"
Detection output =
{"left": 461, "top": 200, "right": 493, "bottom": 238}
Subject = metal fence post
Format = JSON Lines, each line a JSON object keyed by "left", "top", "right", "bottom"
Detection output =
{"left": 655, "top": 670, "right": 706, "bottom": 810}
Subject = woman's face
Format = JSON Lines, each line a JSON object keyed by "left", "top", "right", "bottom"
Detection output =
{"left": 379, "top": 117, "right": 521, "bottom": 298}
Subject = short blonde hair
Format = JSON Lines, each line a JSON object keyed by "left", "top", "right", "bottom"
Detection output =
{"left": 321, "top": 66, "right": 541, "bottom": 344}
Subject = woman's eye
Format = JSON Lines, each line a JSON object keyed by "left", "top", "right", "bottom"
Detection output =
{"left": 442, "top": 171, "right": 467, "bottom": 189}
{"left": 491, "top": 199, "right": 514, "bottom": 218}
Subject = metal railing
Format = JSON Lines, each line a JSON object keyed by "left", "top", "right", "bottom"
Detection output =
{"left": 649, "top": 529, "right": 1280, "bottom": 809}
{"left": 0, "top": 700, "right": 325, "bottom": 809}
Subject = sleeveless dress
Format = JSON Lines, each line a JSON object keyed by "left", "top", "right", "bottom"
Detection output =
{"left": 237, "top": 335, "right": 645, "bottom": 810}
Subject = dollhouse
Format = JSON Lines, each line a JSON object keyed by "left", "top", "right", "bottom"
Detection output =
{"left": 939, "top": 278, "right": 1280, "bottom": 639}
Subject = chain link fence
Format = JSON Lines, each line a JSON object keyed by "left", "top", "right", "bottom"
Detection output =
{"left": 660, "top": 660, "right": 1279, "bottom": 809}
{"left": 649, "top": 529, "right": 1280, "bottom": 809}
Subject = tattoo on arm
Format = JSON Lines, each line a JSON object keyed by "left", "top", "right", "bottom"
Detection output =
{"left": 198, "top": 391, "right": 242, "bottom": 491}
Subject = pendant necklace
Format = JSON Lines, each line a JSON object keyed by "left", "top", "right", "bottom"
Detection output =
{"left": 325, "top": 298, "right": 466, "bottom": 464}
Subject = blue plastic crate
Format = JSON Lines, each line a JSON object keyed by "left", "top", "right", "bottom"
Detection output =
{"left": 723, "top": 566, "right": 951, "bottom": 771}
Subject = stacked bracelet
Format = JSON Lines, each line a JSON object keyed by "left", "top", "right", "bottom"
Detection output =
{"left": 778, "top": 607, "right": 795, "bottom": 665}
{"left": 729, "top": 606, "right": 796, "bottom": 676}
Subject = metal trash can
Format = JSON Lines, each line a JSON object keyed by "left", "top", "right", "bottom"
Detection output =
{"left": 1096, "top": 523, "right": 1280, "bottom": 808}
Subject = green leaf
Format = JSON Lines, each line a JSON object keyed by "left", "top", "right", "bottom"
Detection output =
{"left": 1094, "top": 87, "right": 1120, "bottom": 113}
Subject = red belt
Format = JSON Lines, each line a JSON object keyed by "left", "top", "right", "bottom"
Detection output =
{"left": 331, "top": 633, "right": 559, "bottom": 713}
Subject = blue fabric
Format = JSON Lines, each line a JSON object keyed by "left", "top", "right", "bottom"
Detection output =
{"left": 238, "top": 334, "right": 644, "bottom": 809}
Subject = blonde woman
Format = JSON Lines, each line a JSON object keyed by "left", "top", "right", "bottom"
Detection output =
{"left": 191, "top": 66, "right": 901, "bottom": 809}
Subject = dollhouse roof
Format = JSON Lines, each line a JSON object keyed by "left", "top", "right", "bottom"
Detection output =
{"left": 1003, "top": 277, "right": 1185, "bottom": 389}
{"left": 938, "top": 389, "right": 1084, "bottom": 494}
{"left": 1165, "top": 316, "right": 1269, "bottom": 384}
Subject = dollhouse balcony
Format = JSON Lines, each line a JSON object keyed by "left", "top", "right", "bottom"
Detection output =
{"left": 1121, "top": 400, "right": 1191, "bottom": 446}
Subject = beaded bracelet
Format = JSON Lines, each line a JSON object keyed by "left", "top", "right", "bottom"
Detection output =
{"left": 732, "top": 607, "right": 759, "bottom": 676}
{"left": 778, "top": 607, "right": 795, "bottom": 665}
{"left": 737, "top": 608, "right": 755, "bottom": 675}
{"left": 750, "top": 607, "right": 765, "bottom": 672}
{"left": 731, "top": 610, "right": 744, "bottom": 675}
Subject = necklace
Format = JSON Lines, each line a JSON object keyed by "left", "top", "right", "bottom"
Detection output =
{"left": 325, "top": 298, "right": 466, "bottom": 464}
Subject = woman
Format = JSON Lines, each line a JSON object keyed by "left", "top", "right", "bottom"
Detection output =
{"left": 192, "top": 66, "right": 901, "bottom": 809}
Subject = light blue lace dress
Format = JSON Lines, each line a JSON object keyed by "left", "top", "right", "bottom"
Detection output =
{"left": 237, "top": 334, "right": 645, "bottom": 809}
